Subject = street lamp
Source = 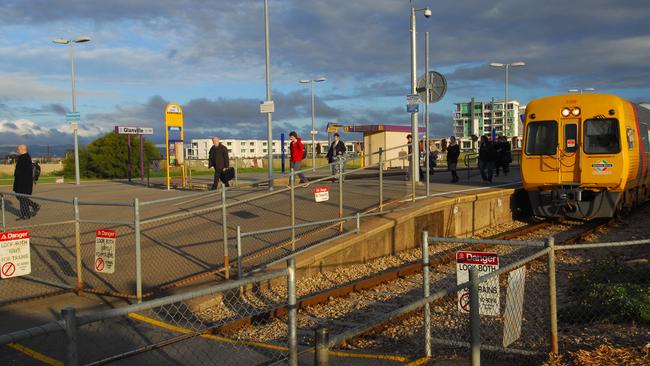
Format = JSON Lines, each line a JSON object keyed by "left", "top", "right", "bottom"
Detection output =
{"left": 299, "top": 77, "right": 326, "bottom": 171}
{"left": 489, "top": 61, "right": 525, "bottom": 137}
{"left": 568, "top": 88, "right": 595, "bottom": 94}
{"left": 409, "top": 5, "right": 432, "bottom": 185}
{"left": 53, "top": 36, "right": 91, "bottom": 186}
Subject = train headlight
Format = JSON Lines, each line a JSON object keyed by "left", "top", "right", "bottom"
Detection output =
{"left": 571, "top": 107, "right": 581, "bottom": 116}
{"left": 561, "top": 108, "right": 571, "bottom": 117}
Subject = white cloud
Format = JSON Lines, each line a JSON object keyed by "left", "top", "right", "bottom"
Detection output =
{"left": 0, "top": 118, "right": 50, "bottom": 136}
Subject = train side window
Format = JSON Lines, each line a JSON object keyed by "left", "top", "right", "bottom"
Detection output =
{"left": 583, "top": 118, "right": 620, "bottom": 154}
{"left": 564, "top": 124, "right": 578, "bottom": 153}
{"left": 525, "top": 121, "right": 558, "bottom": 155}
{"left": 626, "top": 127, "right": 634, "bottom": 150}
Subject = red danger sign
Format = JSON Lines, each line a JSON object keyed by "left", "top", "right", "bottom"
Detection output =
{"left": 0, "top": 230, "right": 31, "bottom": 279}
{"left": 94, "top": 229, "right": 116, "bottom": 274}
{"left": 456, "top": 251, "right": 499, "bottom": 266}
{"left": 314, "top": 186, "right": 330, "bottom": 202}
{"left": 96, "top": 230, "right": 116, "bottom": 239}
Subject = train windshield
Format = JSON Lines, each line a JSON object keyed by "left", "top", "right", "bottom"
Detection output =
{"left": 584, "top": 119, "right": 620, "bottom": 154}
{"left": 525, "top": 121, "right": 558, "bottom": 155}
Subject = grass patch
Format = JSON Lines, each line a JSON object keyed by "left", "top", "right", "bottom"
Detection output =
{"left": 560, "top": 263, "right": 650, "bottom": 324}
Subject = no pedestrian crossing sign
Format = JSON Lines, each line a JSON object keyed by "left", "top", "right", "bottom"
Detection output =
{"left": 456, "top": 251, "right": 500, "bottom": 316}
{"left": 94, "top": 229, "right": 116, "bottom": 274}
{"left": 0, "top": 230, "right": 31, "bottom": 279}
{"left": 314, "top": 186, "right": 330, "bottom": 202}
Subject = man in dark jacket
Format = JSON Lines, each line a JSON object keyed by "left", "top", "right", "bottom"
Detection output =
{"left": 326, "top": 133, "right": 346, "bottom": 175}
{"left": 478, "top": 135, "right": 496, "bottom": 183}
{"left": 208, "top": 137, "right": 230, "bottom": 190}
{"left": 495, "top": 136, "right": 512, "bottom": 177}
{"left": 446, "top": 136, "right": 461, "bottom": 182}
{"left": 13, "top": 144, "right": 40, "bottom": 219}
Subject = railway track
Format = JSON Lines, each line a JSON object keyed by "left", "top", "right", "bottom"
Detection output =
{"left": 213, "top": 217, "right": 615, "bottom": 342}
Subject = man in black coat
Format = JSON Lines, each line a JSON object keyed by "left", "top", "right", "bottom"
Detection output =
{"left": 208, "top": 137, "right": 230, "bottom": 190}
{"left": 326, "top": 133, "right": 346, "bottom": 175}
{"left": 13, "top": 144, "right": 40, "bottom": 219}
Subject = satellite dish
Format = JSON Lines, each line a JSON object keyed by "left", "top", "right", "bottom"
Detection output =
{"left": 417, "top": 71, "right": 447, "bottom": 103}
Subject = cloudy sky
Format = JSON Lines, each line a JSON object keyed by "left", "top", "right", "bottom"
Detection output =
{"left": 0, "top": 0, "right": 649, "bottom": 147}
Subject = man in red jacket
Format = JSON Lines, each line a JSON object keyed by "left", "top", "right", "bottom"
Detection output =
{"left": 289, "top": 131, "right": 309, "bottom": 184}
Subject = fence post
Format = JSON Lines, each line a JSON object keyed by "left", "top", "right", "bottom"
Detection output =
{"left": 546, "top": 236, "right": 558, "bottom": 354}
{"left": 134, "top": 198, "right": 142, "bottom": 303}
{"left": 146, "top": 160, "right": 150, "bottom": 188}
{"left": 422, "top": 230, "right": 431, "bottom": 358}
{"left": 236, "top": 225, "right": 243, "bottom": 279}
{"left": 379, "top": 148, "right": 384, "bottom": 212}
{"left": 355, "top": 212, "right": 361, "bottom": 233}
{"left": 287, "top": 257, "right": 298, "bottom": 366}
{"left": 469, "top": 268, "right": 481, "bottom": 366}
{"left": 61, "top": 307, "right": 79, "bottom": 366}
{"left": 222, "top": 188, "right": 229, "bottom": 279}
{"left": 315, "top": 327, "right": 330, "bottom": 366}
{"left": 235, "top": 157, "right": 239, "bottom": 187}
{"left": 338, "top": 159, "right": 343, "bottom": 232}
{"left": 73, "top": 197, "right": 83, "bottom": 292}
{"left": 290, "top": 170, "right": 296, "bottom": 251}
{"left": 1, "top": 194, "right": 5, "bottom": 232}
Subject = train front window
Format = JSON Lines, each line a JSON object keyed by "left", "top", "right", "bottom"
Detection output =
{"left": 584, "top": 119, "right": 620, "bottom": 154}
{"left": 525, "top": 121, "right": 558, "bottom": 155}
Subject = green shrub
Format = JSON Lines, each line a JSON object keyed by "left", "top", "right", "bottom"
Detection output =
{"left": 560, "top": 263, "right": 650, "bottom": 324}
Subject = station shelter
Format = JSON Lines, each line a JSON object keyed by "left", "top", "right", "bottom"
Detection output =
{"left": 344, "top": 124, "right": 426, "bottom": 169}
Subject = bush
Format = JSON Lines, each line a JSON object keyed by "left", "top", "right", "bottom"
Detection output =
{"left": 560, "top": 263, "right": 650, "bottom": 324}
{"left": 63, "top": 133, "right": 160, "bottom": 179}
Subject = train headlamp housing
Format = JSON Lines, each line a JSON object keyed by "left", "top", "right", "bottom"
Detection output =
{"left": 561, "top": 108, "right": 571, "bottom": 117}
{"left": 571, "top": 107, "right": 581, "bottom": 116}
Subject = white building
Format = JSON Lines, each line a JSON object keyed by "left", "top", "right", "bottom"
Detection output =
{"left": 453, "top": 98, "right": 524, "bottom": 139}
{"left": 188, "top": 139, "right": 358, "bottom": 159}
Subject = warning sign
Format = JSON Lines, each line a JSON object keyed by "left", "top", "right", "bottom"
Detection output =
{"left": 0, "top": 230, "right": 31, "bottom": 279}
{"left": 456, "top": 251, "right": 500, "bottom": 316}
{"left": 94, "top": 230, "right": 116, "bottom": 274}
{"left": 314, "top": 187, "right": 330, "bottom": 202}
{"left": 567, "top": 139, "right": 576, "bottom": 148}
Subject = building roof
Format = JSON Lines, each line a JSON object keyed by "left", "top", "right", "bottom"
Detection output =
{"left": 345, "top": 124, "right": 426, "bottom": 133}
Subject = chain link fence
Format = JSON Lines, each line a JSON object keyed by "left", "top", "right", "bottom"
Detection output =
{"left": 0, "top": 263, "right": 296, "bottom": 366}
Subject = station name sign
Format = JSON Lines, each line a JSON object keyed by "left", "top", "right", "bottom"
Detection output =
{"left": 114, "top": 126, "right": 154, "bottom": 135}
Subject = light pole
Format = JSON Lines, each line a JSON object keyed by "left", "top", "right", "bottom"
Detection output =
{"left": 263, "top": 0, "right": 274, "bottom": 191}
{"left": 568, "top": 88, "right": 595, "bottom": 94}
{"left": 489, "top": 61, "right": 525, "bottom": 137}
{"left": 53, "top": 36, "right": 91, "bottom": 186}
{"left": 410, "top": 5, "right": 432, "bottom": 184}
{"left": 299, "top": 77, "right": 326, "bottom": 171}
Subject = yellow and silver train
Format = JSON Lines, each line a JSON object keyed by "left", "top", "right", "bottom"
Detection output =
{"left": 521, "top": 94, "right": 650, "bottom": 219}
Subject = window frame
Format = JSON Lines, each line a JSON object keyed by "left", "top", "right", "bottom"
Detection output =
{"left": 525, "top": 120, "right": 558, "bottom": 156}
{"left": 583, "top": 118, "right": 621, "bottom": 155}
{"left": 564, "top": 123, "right": 578, "bottom": 153}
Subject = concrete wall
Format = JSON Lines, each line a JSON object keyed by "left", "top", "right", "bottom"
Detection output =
{"left": 287, "top": 188, "right": 520, "bottom": 279}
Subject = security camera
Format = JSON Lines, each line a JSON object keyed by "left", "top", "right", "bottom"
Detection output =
{"left": 424, "top": 8, "right": 432, "bottom": 17}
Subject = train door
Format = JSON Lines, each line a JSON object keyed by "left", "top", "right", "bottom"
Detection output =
{"left": 560, "top": 120, "right": 580, "bottom": 182}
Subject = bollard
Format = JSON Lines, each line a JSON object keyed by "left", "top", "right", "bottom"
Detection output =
{"left": 62, "top": 307, "right": 79, "bottom": 366}
{"left": 469, "top": 268, "right": 481, "bottom": 366}
{"left": 356, "top": 212, "right": 361, "bottom": 233}
{"left": 547, "top": 236, "right": 558, "bottom": 354}
{"left": 379, "top": 148, "right": 384, "bottom": 212}
{"left": 234, "top": 158, "right": 239, "bottom": 187}
{"left": 73, "top": 197, "right": 83, "bottom": 292}
{"left": 222, "top": 188, "right": 229, "bottom": 279}
{"left": 422, "top": 230, "right": 431, "bottom": 358}
{"left": 134, "top": 198, "right": 142, "bottom": 303}
{"left": 315, "top": 328, "right": 330, "bottom": 366}
{"left": 290, "top": 170, "right": 296, "bottom": 251}
{"left": 287, "top": 258, "right": 297, "bottom": 366}
{"left": 236, "top": 226, "right": 243, "bottom": 279}
{"left": 1, "top": 194, "right": 5, "bottom": 232}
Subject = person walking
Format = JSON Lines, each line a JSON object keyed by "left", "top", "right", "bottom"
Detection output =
{"left": 208, "top": 137, "right": 230, "bottom": 190}
{"left": 406, "top": 134, "right": 413, "bottom": 181}
{"left": 13, "top": 144, "right": 40, "bottom": 220}
{"left": 495, "top": 136, "right": 512, "bottom": 177}
{"left": 446, "top": 136, "right": 460, "bottom": 182}
{"left": 478, "top": 135, "right": 496, "bottom": 183}
{"left": 326, "top": 133, "right": 346, "bottom": 176}
{"left": 289, "top": 131, "right": 309, "bottom": 185}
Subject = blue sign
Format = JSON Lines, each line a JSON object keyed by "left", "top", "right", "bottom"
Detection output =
{"left": 66, "top": 112, "right": 80, "bottom": 122}
{"left": 406, "top": 94, "right": 420, "bottom": 113}
{"left": 407, "top": 104, "right": 419, "bottom": 113}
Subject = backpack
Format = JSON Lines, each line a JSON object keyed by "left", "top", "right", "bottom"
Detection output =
{"left": 301, "top": 143, "right": 307, "bottom": 161}
{"left": 32, "top": 162, "right": 41, "bottom": 182}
